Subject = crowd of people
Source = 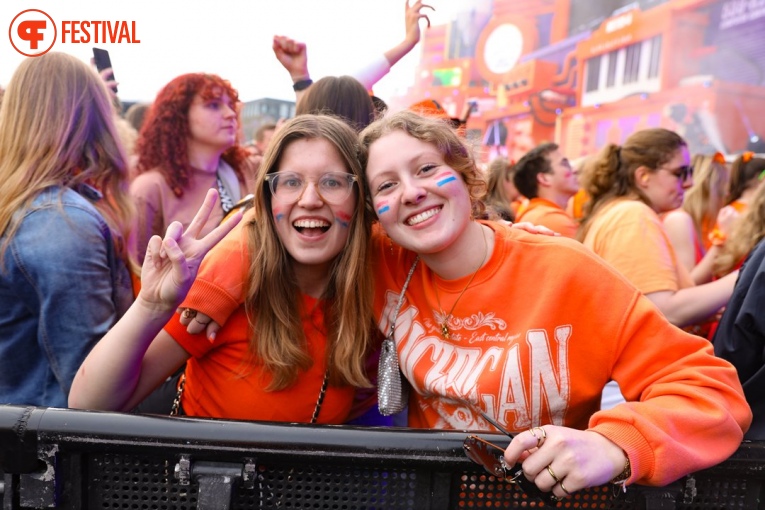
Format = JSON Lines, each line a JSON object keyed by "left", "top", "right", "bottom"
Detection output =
{"left": 2, "top": 0, "right": 765, "bottom": 503}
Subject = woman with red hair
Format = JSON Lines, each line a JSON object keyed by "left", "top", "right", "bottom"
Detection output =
{"left": 130, "top": 73, "right": 254, "bottom": 263}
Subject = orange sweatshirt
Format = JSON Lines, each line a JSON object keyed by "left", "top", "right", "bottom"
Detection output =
{"left": 184, "top": 216, "right": 751, "bottom": 487}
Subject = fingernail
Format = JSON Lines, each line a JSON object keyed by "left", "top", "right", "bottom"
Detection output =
{"left": 208, "top": 331, "right": 216, "bottom": 342}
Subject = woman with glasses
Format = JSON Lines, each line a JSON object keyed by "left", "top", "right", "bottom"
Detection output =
{"left": 577, "top": 128, "right": 738, "bottom": 329}
{"left": 70, "top": 115, "right": 378, "bottom": 423}
{"left": 171, "top": 113, "right": 749, "bottom": 500}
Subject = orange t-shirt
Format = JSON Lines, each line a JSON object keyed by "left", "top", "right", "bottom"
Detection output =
{"left": 582, "top": 198, "right": 694, "bottom": 294}
{"left": 515, "top": 197, "right": 579, "bottom": 239}
{"left": 163, "top": 212, "right": 355, "bottom": 423}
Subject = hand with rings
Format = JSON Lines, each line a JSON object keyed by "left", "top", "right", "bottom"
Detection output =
{"left": 179, "top": 308, "right": 221, "bottom": 340}
{"left": 503, "top": 425, "right": 630, "bottom": 501}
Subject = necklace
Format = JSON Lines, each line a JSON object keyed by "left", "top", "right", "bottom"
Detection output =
{"left": 434, "top": 225, "right": 489, "bottom": 339}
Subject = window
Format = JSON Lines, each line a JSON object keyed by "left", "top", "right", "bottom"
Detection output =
{"left": 623, "top": 42, "right": 642, "bottom": 84}
{"left": 606, "top": 51, "right": 618, "bottom": 88}
{"left": 648, "top": 35, "right": 662, "bottom": 79}
{"left": 585, "top": 55, "right": 602, "bottom": 92}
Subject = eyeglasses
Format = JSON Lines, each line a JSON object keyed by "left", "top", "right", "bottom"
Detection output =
{"left": 264, "top": 171, "right": 358, "bottom": 205}
{"left": 462, "top": 411, "right": 557, "bottom": 504}
{"left": 661, "top": 165, "right": 693, "bottom": 182}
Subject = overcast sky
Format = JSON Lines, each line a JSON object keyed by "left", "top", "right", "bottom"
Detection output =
{"left": 1, "top": 1, "right": 469, "bottom": 104}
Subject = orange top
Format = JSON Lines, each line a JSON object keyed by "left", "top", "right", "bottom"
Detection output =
{"left": 164, "top": 213, "right": 355, "bottom": 423}
{"left": 516, "top": 197, "right": 579, "bottom": 238}
{"left": 582, "top": 198, "right": 694, "bottom": 294}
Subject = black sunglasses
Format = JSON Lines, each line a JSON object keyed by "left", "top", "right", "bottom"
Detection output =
{"left": 664, "top": 165, "right": 693, "bottom": 181}
{"left": 463, "top": 412, "right": 558, "bottom": 505}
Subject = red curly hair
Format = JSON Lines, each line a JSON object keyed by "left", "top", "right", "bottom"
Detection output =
{"left": 135, "top": 73, "right": 248, "bottom": 197}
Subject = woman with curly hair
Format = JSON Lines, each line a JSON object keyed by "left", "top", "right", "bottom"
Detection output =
{"left": 130, "top": 73, "right": 254, "bottom": 263}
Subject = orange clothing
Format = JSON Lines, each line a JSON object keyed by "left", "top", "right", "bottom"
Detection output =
{"left": 163, "top": 212, "right": 355, "bottom": 423}
{"left": 191, "top": 217, "right": 750, "bottom": 486}
{"left": 371, "top": 221, "right": 749, "bottom": 486}
{"left": 515, "top": 197, "right": 578, "bottom": 238}
{"left": 568, "top": 188, "right": 589, "bottom": 220}
{"left": 582, "top": 199, "right": 694, "bottom": 294}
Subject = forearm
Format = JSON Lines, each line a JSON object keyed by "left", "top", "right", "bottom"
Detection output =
{"left": 690, "top": 245, "right": 720, "bottom": 285}
{"left": 68, "top": 298, "right": 174, "bottom": 411}
{"left": 646, "top": 272, "right": 737, "bottom": 327}
{"left": 383, "top": 37, "right": 417, "bottom": 69}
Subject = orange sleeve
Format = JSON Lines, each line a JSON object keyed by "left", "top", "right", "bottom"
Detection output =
{"left": 589, "top": 294, "right": 751, "bottom": 485}
{"left": 179, "top": 210, "right": 252, "bottom": 326}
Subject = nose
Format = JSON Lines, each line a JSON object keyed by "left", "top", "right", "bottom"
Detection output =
{"left": 297, "top": 181, "right": 324, "bottom": 208}
{"left": 682, "top": 175, "right": 693, "bottom": 189}
{"left": 223, "top": 103, "right": 236, "bottom": 118}
{"left": 400, "top": 177, "right": 427, "bottom": 205}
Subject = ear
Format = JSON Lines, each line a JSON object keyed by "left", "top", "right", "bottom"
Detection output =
{"left": 536, "top": 172, "right": 552, "bottom": 189}
{"left": 634, "top": 166, "right": 651, "bottom": 188}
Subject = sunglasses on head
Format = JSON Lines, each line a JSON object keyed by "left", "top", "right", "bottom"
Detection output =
{"left": 462, "top": 411, "right": 558, "bottom": 505}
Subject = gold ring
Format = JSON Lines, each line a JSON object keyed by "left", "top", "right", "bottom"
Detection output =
{"left": 546, "top": 465, "right": 560, "bottom": 484}
{"left": 528, "top": 427, "right": 538, "bottom": 444}
{"left": 559, "top": 480, "right": 571, "bottom": 496}
{"left": 533, "top": 426, "right": 546, "bottom": 448}
{"left": 182, "top": 308, "right": 196, "bottom": 319}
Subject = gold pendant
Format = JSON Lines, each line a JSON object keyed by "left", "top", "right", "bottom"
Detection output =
{"left": 441, "top": 321, "right": 450, "bottom": 339}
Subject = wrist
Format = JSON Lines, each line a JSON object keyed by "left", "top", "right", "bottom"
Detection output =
{"left": 610, "top": 452, "right": 632, "bottom": 490}
{"left": 292, "top": 77, "right": 313, "bottom": 92}
{"left": 134, "top": 293, "right": 179, "bottom": 320}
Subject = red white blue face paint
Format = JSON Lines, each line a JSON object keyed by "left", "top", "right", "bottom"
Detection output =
{"left": 436, "top": 171, "right": 458, "bottom": 187}
{"left": 335, "top": 211, "right": 351, "bottom": 228}
{"left": 273, "top": 207, "right": 285, "bottom": 222}
{"left": 376, "top": 200, "right": 390, "bottom": 216}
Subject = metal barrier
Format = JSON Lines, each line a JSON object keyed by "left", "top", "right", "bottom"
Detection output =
{"left": 0, "top": 404, "right": 762, "bottom": 509}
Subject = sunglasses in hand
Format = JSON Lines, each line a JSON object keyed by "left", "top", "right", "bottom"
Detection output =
{"left": 462, "top": 412, "right": 559, "bottom": 505}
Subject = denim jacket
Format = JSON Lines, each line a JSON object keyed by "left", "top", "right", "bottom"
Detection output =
{"left": 0, "top": 187, "right": 133, "bottom": 407}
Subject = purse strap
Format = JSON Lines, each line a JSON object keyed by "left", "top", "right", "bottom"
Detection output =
{"left": 388, "top": 256, "right": 420, "bottom": 340}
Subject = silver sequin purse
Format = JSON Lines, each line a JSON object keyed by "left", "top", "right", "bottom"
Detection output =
{"left": 378, "top": 256, "right": 419, "bottom": 416}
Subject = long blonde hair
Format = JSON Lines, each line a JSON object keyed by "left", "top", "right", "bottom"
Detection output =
{"left": 0, "top": 52, "right": 132, "bottom": 266}
{"left": 682, "top": 153, "right": 729, "bottom": 246}
{"left": 578, "top": 128, "right": 686, "bottom": 241}
{"left": 715, "top": 181, "right": 765, "bottom": 276}
{"left": 245, "top": 115, "right": 375, "bottom": 390}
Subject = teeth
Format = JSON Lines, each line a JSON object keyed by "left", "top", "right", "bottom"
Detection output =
{"left": 293, "top": 219, "right": 330, "bottom": 228}
{"left": 407, "top": 207, "right": 440, "bottom": 226}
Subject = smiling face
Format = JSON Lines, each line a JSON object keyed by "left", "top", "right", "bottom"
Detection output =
{"left": 270, "top": 137, "right": 357, "bottom": 272}
{"left": 365, "top": 130, "right": 473, "bottom": 255}
{"left": 640, "top": 145, "right": 692, "bottom": 213}
{"left": 187, "top": 90, "right": 238, "bottom": 154}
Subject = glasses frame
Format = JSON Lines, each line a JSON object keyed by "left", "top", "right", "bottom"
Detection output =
{"left": 264, "top": 171, "right": 359, "bottom": 205}
{"left": 660, "top": 164, "right": 693, "bottom": 182}
{"left": 462, "top": 412, "right": 558, "bottom": 504}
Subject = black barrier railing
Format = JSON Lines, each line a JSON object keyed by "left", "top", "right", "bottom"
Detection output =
{"left": 0, "top": 404, "right": 763, "bottom": 509}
